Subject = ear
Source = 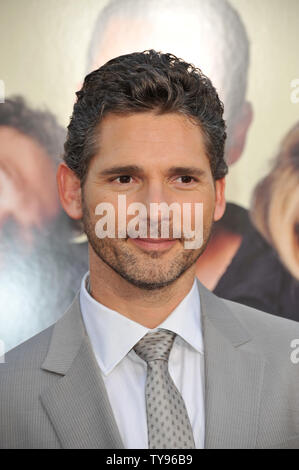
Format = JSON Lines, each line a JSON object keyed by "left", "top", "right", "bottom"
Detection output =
{"left": 213, "top": 177, "right": 226, "bottom": 222}
{"left": 226, "top": 101, "right": 253, "bottom": 166}
{"left": 56, "top": 162, "right": 83, "bottom": 220}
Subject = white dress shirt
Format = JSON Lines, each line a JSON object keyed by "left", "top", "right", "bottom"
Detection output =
{"left": 79, "top": 271, "right": 205, "bottom": 449}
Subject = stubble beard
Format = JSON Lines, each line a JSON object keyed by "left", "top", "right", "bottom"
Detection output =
{"left": 82, "top": 200, "right": 213, "bottom": 291}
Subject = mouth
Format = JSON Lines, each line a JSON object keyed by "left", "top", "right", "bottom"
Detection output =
{"left": 127, "top": 237, "right": 179, "bottom": 252}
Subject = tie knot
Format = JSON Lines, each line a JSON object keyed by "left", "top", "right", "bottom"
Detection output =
{"left": 133, "top": 329, "right": 176, "bottom": 363}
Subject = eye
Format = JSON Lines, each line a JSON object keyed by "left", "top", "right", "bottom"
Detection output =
{"left": 114, "top": 175, "right": 133, "bottom": 184}
{"left": 175, "top": 175, "right": 198, "bottom": 184}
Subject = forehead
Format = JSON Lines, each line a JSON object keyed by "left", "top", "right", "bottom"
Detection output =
{"left": 91, "top": 112, "right": 210, "bottom": 170}
{"left": 0, "top": 126, "right": 44, "bottom": 157}
{"left": 101, "top": 111, "right": 199, "bottom": 137}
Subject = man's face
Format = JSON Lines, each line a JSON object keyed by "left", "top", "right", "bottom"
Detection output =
{"left": 81, "top": 111, "right": 225, "bottom": 290}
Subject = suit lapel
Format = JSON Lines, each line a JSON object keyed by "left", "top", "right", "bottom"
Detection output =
{"left": 196, "top": 280, "right": 265, "bottom": 449}
{"left": 40, "top": 293, "right": 124, "bottom": 449}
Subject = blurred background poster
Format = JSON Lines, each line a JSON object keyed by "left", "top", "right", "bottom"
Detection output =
{"left": 0, "top": 0, "right": 298, "bottom": 353}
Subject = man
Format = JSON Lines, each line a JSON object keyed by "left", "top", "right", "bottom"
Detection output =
{"left": 0, "top": 96, "right": 88, "bottom": 353}
{"left": 83, "top": 0, "right": 299, "bottom": 320}
{"left": 1, "top": 50, "right": 299, "bottom": 449}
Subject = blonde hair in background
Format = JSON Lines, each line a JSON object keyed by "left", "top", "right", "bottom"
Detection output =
{"left": 250, "top": 122, "right": 299, "bottom": 280}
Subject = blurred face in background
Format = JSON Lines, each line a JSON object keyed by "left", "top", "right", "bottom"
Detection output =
{"left": 0, "top": 126, "right": 60, "bottom": 248}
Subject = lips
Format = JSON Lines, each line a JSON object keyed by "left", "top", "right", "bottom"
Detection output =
{"left": 135, "top": 238, "right": 176, "bottom": 243}
{"left": 128, "top": 237, "right": 179, "bottom": 252}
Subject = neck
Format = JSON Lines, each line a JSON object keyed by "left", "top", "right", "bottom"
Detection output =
{"left": 88, "top": 250, "right": 196, "bottom": 329}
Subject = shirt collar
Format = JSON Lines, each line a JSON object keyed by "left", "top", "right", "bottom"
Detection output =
{"left": 80, "top": 271, "right": 204, "bottom": 375}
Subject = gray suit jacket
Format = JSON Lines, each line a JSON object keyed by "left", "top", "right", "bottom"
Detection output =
{"left": 1, "top": 279, "right": 299, "bottom": 449}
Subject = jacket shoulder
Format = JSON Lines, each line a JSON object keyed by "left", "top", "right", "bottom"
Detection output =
{"left": 221, "top": 296, "right": 299, "bottom": 360}
{"left": 223, "top": 297, "right": 299, "bottom": 335}
{"left": 0, "top": 325, "right": 62, "bottom": 449}
{"left": 1, "top": 325, "right": 54, "bottom": 372}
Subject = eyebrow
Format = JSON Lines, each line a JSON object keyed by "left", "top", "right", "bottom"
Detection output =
{"left": 167, "top": 166, "right": 206, "bottom": 178}
{"left": 99, "top": 165, "right": 144, "bottom": 176}
{"left": 99, "top": 165, "right": 206, "bottom": 178}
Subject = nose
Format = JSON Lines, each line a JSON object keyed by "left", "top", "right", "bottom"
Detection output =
{"left": 139, "top": 179, "right": 180, "bottom": 239}
{"left": 141, "top": 178, "right": 177, "bottom": 215}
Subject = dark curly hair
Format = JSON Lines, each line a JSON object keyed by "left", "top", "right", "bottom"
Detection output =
{"left": 64, "top": 49, "right": 228, "bottom": 185}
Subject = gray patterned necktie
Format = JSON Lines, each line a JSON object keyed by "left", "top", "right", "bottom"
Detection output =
{"left": 133, "top": 329, "right": 196, "bottom": 449}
